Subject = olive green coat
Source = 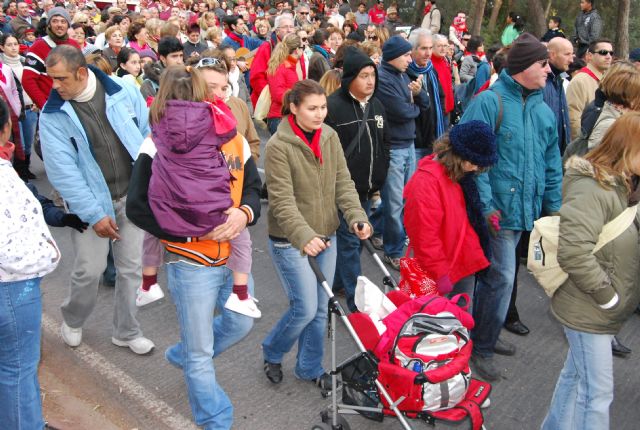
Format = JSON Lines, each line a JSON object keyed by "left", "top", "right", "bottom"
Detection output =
{"left": 552, "top": 156, "right": 640, "bottom": 334}
{"left": 265, "top": 116, "right": 369, "bottom": 252}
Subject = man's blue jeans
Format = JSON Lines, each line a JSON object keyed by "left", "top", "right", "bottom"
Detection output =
{"left": 0, "top": 278, "right": 43, "bottom": 430}
{"left": 19, "top": 109, "right": 38, "bottom": 157}
{"left": 333, "top": 199, "right": 370, "bottom": 312}
{"left": 541, "top": 327, "right": 614, "bottom": 430}
{"left": 262, "top": 236, "right": 337, "bottom": 379}
{"left": 381, "top": 145, "right": 415, "bottom": 258}
{"left": 165, "top": 262, "right": 255, "bottom": 430}
{"left": 471, "top": 229, "right": 521, "bottom": 357}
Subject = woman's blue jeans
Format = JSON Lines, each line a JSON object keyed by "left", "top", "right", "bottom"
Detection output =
{"left": 262, "top": 236, "right": 337, "bottom": 380}
{"left": 19, "top": 109, "right": 38, "bottom": 157}
{"left": 541, "top": 327, "right": 614, "bottom": 430}
{"left": 165, "top": 262, "right": 255, "bottom": 430}
{"left": 0, "top": 277, "right": 43, "bottom": 430}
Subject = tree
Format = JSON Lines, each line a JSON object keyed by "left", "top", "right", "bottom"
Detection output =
{"left": 488, "top": 0, "right": 504, "bottom": 31}
{"left": 470, "top": 0, "right": 487, "bottom": 35}
{"left": 616, "top": 0, "right": 630, "bottom": 58}
{"left": 527, "top": 0, "right": 546, "bottom": 37}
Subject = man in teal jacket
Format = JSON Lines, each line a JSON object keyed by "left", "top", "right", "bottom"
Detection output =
{"left": 459, "top": 33, "right": 562, "bottom": 381}
{"left": 40, "top": 45, "right": 154, "bottom": 355}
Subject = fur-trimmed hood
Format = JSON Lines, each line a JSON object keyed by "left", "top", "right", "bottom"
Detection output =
{"left": 564, "top": 155, "right": 619, "bottom": 187}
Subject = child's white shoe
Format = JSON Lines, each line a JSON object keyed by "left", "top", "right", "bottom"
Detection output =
{"left": 136, "top": 283, "right": 165, "bottom": 307}
{"left": 224, "top": 293, "right": 261, "bottom": 318}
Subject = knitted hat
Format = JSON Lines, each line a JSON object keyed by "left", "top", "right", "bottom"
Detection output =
{"left": 449, "top": 121, "right": 497, "bottom": 167}
{"left": 630, "top": 48, "right": 640, "bottom": 62}
{"left": 382, "top": 35, "right": 412, "bottom": 62}
{"left": 47, "top": 7, "right": 71, "bottom": 26}
{"left": 507, "top": 33, "right": 548, "bottom": 75}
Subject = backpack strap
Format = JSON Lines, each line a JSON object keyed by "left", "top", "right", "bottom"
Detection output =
{"left": 453, "top": 399, "right": 484, "bottom": 430}
{"left": 577, "top": 66, "right": 600, "bottom": 82}
{"left": 343, "top": 101, "right": 371, "bottom": 159}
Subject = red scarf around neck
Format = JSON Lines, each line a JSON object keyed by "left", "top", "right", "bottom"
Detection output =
{"left": 0, "top": 141, "right": 14, "bottom": 161}
{"left": 225, "top": 30, "right": 244, "bottom": 47}
{"left": 288, "top": 115, "right": 322, "bottom": 163}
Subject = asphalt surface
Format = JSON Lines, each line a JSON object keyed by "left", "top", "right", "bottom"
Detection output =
{"left": 33, "top": 127, "right": 640, "bottom": 430}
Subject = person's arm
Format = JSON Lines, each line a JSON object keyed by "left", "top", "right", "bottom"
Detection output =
{"left": 449, "top": 26, "right": 464, "bottom": 50}
{"left": 22, "top": 50, "right": 50, "bottom": 109}
{"left": 331, "top": 131, "right": 369, "bottom": 228}
{"left": 431, "top": 8, "right": 441, "bottom": 33}
{"left": 264, "top": 138, "right": 317, "bottom": 251}
{"left": 26, "top": 182, "right": 65, "bottom": 227}
{"left": 557, "top": 183, "right": 616, "bottom": 305}
{"left": 40, "top": 114, "right": 107, "bottom": 226}
{"left": 268, "top": 67, "right": 297, "bottom": 113}
{"left": 542, "top": 118, "right": 563, "bottom": 214}
{"left": 249, "top": 43, "right": 270, "bottom": 105}
{"left": 589, "top": 12, "right": 603, "bottom": 41}
{"left": 459, "top": 57, "right": 474, "bottom": 83}
{"left": 239, "top": 153, "right": 262, "bottom": 226}
{"left": 376, "top": 75, "right": 421, "bottom": 122}
{"left": 403, "top": 175, "right": 449, "bottom": 279}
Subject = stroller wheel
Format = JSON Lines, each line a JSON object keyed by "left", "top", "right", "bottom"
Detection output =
{"left": 311, "top": 424, "right": 332, "bottom": 430}
{"left": 320, "top": 409, "right": 351, "bottom": 430}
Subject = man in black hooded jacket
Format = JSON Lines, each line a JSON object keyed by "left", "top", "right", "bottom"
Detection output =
{"left": 325, "top": 45, "right": 390, "bottom": 312}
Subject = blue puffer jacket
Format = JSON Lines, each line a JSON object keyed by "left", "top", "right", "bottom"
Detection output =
{"left": 543, "top": 69, "right": 571, "bottom": 153}
{"left": 220, "top": 33, "right": 264, "bottom": 51}
{"left": 459, "top": 69, "right": 562, "bottom": 231}
{"left": 39, "top": 66, "right": 150, "bottom": 226}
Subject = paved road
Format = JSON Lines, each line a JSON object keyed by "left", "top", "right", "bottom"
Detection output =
{"left": 32, "top": 132, "right": 640, "bottom": 430}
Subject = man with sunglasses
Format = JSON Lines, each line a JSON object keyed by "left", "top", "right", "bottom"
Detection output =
{"left": 459, "top": 33, "right": 562, "bottom": 382}
{"left": 566, "top": 38, "right": 613, "bottom": 139}
{"left": 294, "top": 2, "right": 310, "bottom": 27}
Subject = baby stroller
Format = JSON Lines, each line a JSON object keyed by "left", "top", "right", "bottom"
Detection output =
{"left": 309, "top": 242, "right": 491, "bottom": 430}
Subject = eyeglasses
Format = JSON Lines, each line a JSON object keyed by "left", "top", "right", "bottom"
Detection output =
{"left": 592, "top": 49, "right": 614, "bottom": 56}
{"left": 298, "top": 11, "right": 309, "bottom": 15}
{"left": 536, "top": 59, "right": 549, "bottom": 67}
{"left": 195, "top": 57, "right": 222, "bottom": 68}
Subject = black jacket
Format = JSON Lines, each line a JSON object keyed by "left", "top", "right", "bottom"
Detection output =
{"left": 325, "top": 46, "right": 389, "bottom": 199}
{"left": 407, "top": 67, "right": 442, "bottom": 152}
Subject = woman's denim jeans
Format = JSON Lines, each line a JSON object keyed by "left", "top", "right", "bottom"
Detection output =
{"left": 262, "top": 236, "right": 337, "bottom": 380}
{"left": 165, "top": 262, "right": 254, "bottom": 430}
{"left": 19, "top": 109, "right": 38, "bottom": 157}
{"left": 0, "top": 278, "right": 43, "bottom": 430}
{"left": 541, "top": 327, "right": 614, "bottom": 430}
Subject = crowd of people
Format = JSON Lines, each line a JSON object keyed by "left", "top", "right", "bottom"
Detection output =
{"left": 2, "top": 0, "right": 640, "bottom": 429}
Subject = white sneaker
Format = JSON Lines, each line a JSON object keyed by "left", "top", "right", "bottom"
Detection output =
{"left": 224, "top": 293, "right": 261, "bottom": 318}
{"left": 111, "top": 336, "right": 155, "bottom": 355}
{"left": 136, "top": 283, "right": 164, "bottom": 307}
{"left": 60, "top": 321, "right": 82, "bottom": 347}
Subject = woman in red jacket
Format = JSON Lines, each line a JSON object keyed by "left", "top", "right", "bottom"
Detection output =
{"left": 266, "top": 34, "right": 303, "bottom": 135}
{"left": 403, "top": 120, "right": 497, "bottom": 311}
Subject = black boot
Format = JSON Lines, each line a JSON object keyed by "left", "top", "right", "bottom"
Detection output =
{"left": 25, "top": 154, "right": 36, "bottom": 179}
{"left": 612, "top": 336, "right": 632, "bottom": 358}
{"left": 12, "top": 157, "right": 29, "bottom": 181}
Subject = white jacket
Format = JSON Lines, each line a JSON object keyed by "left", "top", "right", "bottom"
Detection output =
{"left": 0, "top": 158, "right": 60, "bottom": 282}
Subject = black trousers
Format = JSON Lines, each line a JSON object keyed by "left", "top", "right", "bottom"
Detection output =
{"left": 505, "top": 231, "right": 530, "bottom": 324}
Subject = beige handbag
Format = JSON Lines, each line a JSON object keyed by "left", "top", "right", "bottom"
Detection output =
{"left": 527, "top": 204, "right": 638, "bottom": 297}
{"left": 253, "top": 85, "right": 271, "bottom": 124}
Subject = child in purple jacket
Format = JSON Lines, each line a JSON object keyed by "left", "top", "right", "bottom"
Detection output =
{"left": 142, "top": 65, "right": 260, "bottom": 318}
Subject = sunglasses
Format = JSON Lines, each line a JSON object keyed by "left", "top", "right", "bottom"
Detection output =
{"left": 298, "top": 11, "right": 309, "bottom": 15}
{"left": 367, "top": 35, "right": 378, "bottom": 41}
{"left": 195, "top": 57, "right": 222, "bottom": 68}
{"left": 301, "top": 37, "right": 308, "bottom": 42}
{"left": 536, "top": 59, "right": 549, "bottom": 67}
{"left": 592, "top": 49, "right": 614, "bottom": 56}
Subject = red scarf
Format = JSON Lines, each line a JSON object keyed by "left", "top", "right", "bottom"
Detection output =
{"left": 208, "top": 97, "right": 237, "bottom": 135}
{"left": 288, "top": 115, "right": 322, "bottom": 164}
{"left": 225, "top": 30, "right": 244, "bottom": 47}
{"left": 423, "top": 3, "right": 432, "bottom": 14}
{"left": 0, "top": 141, "right": 14, "bottom": 161}
{"left": 578, "top": 66, "right": 600, "bottom": 82}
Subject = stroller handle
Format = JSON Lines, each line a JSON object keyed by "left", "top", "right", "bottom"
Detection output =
{"left": 307, "top": 256, "right": 327, "bottom": 284}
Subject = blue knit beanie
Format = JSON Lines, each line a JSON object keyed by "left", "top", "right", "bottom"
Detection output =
{"left": 449, "top": 121, "right": 498, "bottom": 167}
{"left": 382, "top": 36, "right": 412, "bottom": 62}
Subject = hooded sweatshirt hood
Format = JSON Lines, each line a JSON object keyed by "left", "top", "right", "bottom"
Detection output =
{"left": 340, "top": 46, "right": 378, "bottom": 97}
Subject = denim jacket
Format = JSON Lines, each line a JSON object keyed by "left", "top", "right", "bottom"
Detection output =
{"left": 40, "top": 66, "right": 150, "bottom": 226}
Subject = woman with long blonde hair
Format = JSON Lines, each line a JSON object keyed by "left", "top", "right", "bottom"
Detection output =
{"left": 542, "top": 112, "right": 640, "bottom": 430}
{"left": 265, "top": 33, "right": 303, "bottom": 135}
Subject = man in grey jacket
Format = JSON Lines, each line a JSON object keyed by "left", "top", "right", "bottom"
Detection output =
{"left": 574, "top": 0, "right": 603, "bottom": 59}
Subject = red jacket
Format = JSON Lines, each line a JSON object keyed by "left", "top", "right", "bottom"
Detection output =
{"left": 403, "top": 155, "right": 489, "bottom": 284}
{"left": 23, "top": 36, "right": 79, "bottom": 109}
{"left": 266, "top": 59, "right": 299, "bottom": 119}
{"left": 431, "top": 55, "right": 454, "bottom": 114}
